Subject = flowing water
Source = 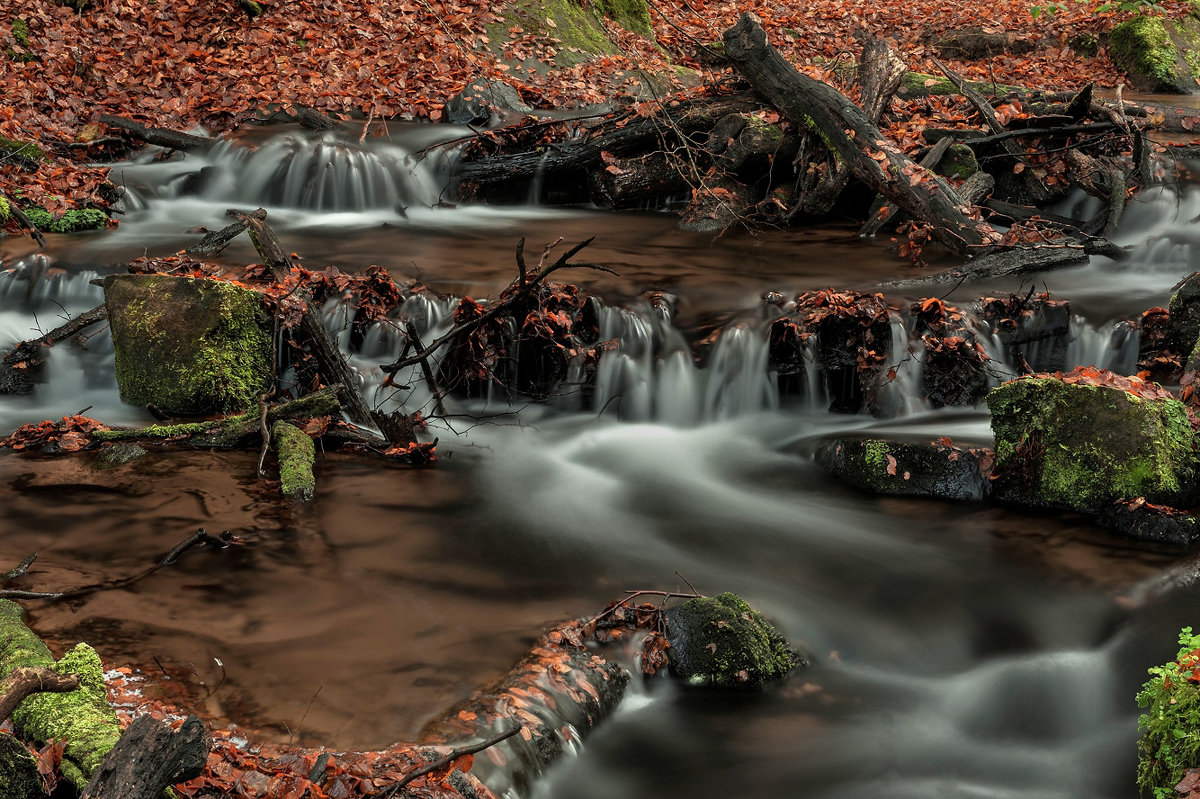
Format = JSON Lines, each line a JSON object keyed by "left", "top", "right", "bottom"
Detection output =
{"left": 2, "top": 124, "right": 1200, "bottom": 798}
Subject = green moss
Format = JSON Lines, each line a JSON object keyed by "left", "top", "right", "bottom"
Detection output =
{"left": 668, "top": 592, "right": 798, "bottom": 689}
{"left": 987, "top": 377, "right": 1198, "bottom": 511}
{"left": 106, "top": 275, "right": 274, "bottom": 416}
{"left": 11, "top": 19, "right": 30, "bottom": 47}
{"left": 92, "top": 421, "right": 212, "bottom": 441}
{"left": 0, "top": 136, "right": 43, "bottom": 162}
{"left": 46, "top": 208, "right": 106, "bottom": 233}
{"left": 862, "top": 439, "right": 890, "bottom": 470}
{"left": 591, "top": 0, "right": 652, "bottom": 37}
{"left": 273, "top": 420, "right": 316, "bottom": 501}
{"left": 1111, "top": 15, "right": 1179, "bottom": 90}
{"left": 0, "top": 196, "right": 9, "bottom": 224}
{"left": 936, "top": 143, "right": 979, "bottom": 180}
{"left": 0, "top": 601, "right": 120, "bottom": 788}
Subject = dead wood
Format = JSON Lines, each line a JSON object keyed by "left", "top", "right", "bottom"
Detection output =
{"left": 881, "top": 242, "right": 1093, "bottom": 288}
{"left": 3, "top": 304, "right": 107, "bottom": 367}
{"left": 588, "top": 151, "right": 691, "bottom": 210}
{"left": 0, "top": 668, "right": 80, "bottom": 724}
{"left": 723, "top": 13, "right": 996, "bottom": 255}
{"left": 453, "top": 95, "right": 760, "bottom": 191}
{"left": 98, "top": 114, "right": 214, "bottom": 153}
{"left": 226, "top": 209, "right": 383, "bottom": 434}
{"left": 0, "top": 528, "right": 228, "bottom": 602}
{"left": 81, "top": 714, "right": 209, "bottom": 799}
{"left": 859, "top": 137, "right": 953, "bottom": 238}
{"left": 857, "top": 37, "right": 908, "bottom": 123}
{"left": 186, "top": 217, "right": 249, "bottom": 257}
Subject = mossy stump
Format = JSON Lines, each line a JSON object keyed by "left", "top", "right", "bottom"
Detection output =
{"left": 815, "top": 438, "right": 993, "bottom": 501}
{"left": 104, "top": 275, "right": 274, "bottom": 416}
{"left": 0, "top": 600, "right": 120, "bottom": 788}
{"left": 272, "top": 420, "right": 315, "bottom": 501}
{"left": 987, "top": 374, "right": 1199, "bottom": 513}
{"left": 664, "top": 592, "right": 800, "bottom": 690}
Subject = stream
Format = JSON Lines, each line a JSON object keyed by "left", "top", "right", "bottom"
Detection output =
{"left": 2, "top": 123, "right": 1200, "bottom": 798}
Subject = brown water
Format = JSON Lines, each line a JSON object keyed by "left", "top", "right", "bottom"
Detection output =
{"left": 2, "top": 127, "right": 1200, "bottom": 797}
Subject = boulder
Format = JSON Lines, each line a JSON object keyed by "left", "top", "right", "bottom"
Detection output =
{"left": 444, "top": 79, "right": 531, "bottom": 126}
{"left": 104, "top": 275, "right": 274, "bottom": 417}
{"left": 1110, "top": 12, "right": 1200, "bottom": 94}
{"left": 815, "top": 437, "right": 994, "bottom": 501}
{"left": 987, "top": 368, "right": 1198, "bottom": 513}
{"left": 1098, "top": 499, "right": 1200, "bottom": 549}
{"left": 665, "top": 592, "right": 801, "bottom": 690}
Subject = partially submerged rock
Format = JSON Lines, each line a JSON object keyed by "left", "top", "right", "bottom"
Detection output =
{"left": 1098, "top": 498, "right": 1200, "bottom": 549}
{"left": 988, "top": 368, "right": 1198, "bottom": 513}
{"left": 104, "top": 274, "right": 274, "bottom": 416}
{"left": 665, "top": 592, "right": 801, "bottom": 689}
{"left": 444, "top": 78, "right": 532, "bottom": 126}
{"left": 816, "top": 437, "right": 994, "bottom": 501}
{"left": 272, "top": 420, "right": 315, "bottom": 501}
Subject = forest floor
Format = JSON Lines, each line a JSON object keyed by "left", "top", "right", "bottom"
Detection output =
{"left": 0, "top": 0, "right": 1182, "bottom": 215}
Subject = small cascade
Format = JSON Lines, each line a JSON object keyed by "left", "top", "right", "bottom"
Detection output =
{"left": 197, "top": 133, "right": 441, "bottom": 212}
{"left": 1065, "top": 317, "right": 1139, "bottom": 374}
{"left": 874, "top": 314, "right": 929, "bottom": 417}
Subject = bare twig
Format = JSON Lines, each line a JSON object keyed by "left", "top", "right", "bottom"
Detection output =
{"left": 377, "top": 727, "right": 522, "bottom": 796}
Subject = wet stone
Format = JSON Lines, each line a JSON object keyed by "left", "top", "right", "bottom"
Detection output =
{"left": 815, "top": 437, "right": 994, "bottom": 501}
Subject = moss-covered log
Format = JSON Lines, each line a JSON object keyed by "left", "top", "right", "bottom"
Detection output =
{"left": 0, "top": 600, "right": 121, "bottom": 788}
{"left": 91, "top": 385, "right": 341, "bottom": 449}
{"left": 272, "top": 420, "right": 315, "bottom": 500}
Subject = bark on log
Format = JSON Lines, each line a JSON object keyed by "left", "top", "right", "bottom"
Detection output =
{"left": 98, "top": 115, "right": 214, "bottom": 153}
{"left": 722, "top": 13, "right": 995, "bottom": 255}
{"left": 857, "top": 38, "right": 908, "bottom": 123}
{"left": 227, "top": 209, "right": 382, "bottom": 433}
{"left": 0, "top": 599, "right": 122, "bottom": 788}
{"left": 185, "top": 217, "right": 249, "bottom": 257}
{"left": 3, "top": 304, "right": 107, "bottom": 367}
{"left": 81, "top": 714, "right": 209, "bottom": 799}
{"left": 0, "top": 667, "right": 79, "bottom": 723}
{"left": 859, "top": 137, "right": 953, "bottom": 238}
{"left": 881, "top": 242, "right": 1091, "bottom": 287}
{"left": 588, "top": 151, "right": 691, "bottom": 210}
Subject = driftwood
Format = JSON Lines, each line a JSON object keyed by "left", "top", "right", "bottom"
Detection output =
{"left": 81, "top": 714, "right": 210, "bottom": 799}
{"left": 882, "top": 242, "right": 1092, "bottom": 287}
{"left": 3, "top": 303, "right": 107, "bottom": 367}
{"left": 723, "top": 13, "right": 995, "bottom": 255}
{"left": 227, "top": 209, "right": 384, "bottom": 433}
{"left": 186, "top": 216, "right": 249, "bottom": 257}
{"left": 98, "top": 114, "right": 213, "bottom": 153}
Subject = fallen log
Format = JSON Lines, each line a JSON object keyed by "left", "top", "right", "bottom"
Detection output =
{"left": 453, "top": 95, "right": 760, "bottom": 191}
{"left": 81, "top": 714, "right": 210, "bottom": 799}
{"left": 0, "top": 190, "right": 48, "bottom": 249}
{"left": 185, "top": 216, "right": 249, "bottom": 258}
{"left": 92, "top": 384, "right": 341, "bottom": 448}
{"left": 881, "top": 241, "right": 1092, "bottom": 287}
{"left": 722, "top": 13, "right": 997, "bottom": 255}
{"left": 859, "top": 137, "right": 953, "bottom": 238}
{"left": 0, "top": 667, "right": 79, "bottom": 723}
{"left": 98, "top": 115, "right": 213, "bottom": 153}
{"left": 2, "top": 303, "right": 107, "bottom": 367}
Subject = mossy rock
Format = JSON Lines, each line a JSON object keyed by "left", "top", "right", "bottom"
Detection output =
{"left": 987, "top": 375, "right": 1199, "bottom": 513}
{"left": 93, "top": 442, "right": 147, "bottom": 467}
{"left": 664, "top": 592, "right": 801, "bottom": 690}
{"left": 104, "top": 274, "right": 274, "bottom": 416}
{"left": 935, "top": 143, "right": 979, "bottom": 181}
{"left": 1110, "top": 13, "right": 1200, "bottom": 93}
{"left": 815, "top": 438, "right": 993, "bottom": 502}
{"left": 0, "top": 732, "right": 43, "bottom": 799}
{"left": 273, "top": 420, "right": 315, "bottom": 501}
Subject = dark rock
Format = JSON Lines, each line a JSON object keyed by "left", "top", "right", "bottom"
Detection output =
{"left": 0, "top": 365, "right": 34, "bottom": 395}
{"left": 94, "top": 443, "right": 147, "bottom": 467}
{"left": 976, "top": 292, "right": 1071, "bottom": 374}
{"left": 815, "top": 437, "right": 994, "bottom": 501}
{"left": 665, "top": 592, "right": 801, "bottom": 690}
{"left": 1097, "top": 500, "right": 1200, "bottom": 548}
{"left": 921, "top": 335, "right": 991, "bottom": 408}
{"left": 445, "top": 79, "right": 532, "bottom": 126}
{"left": 1170, "top": 272, "right": 1200, "bottom": 355}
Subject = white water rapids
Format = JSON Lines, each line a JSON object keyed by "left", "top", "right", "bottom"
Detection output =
{"left": 2, "top": 126, "right": 1199, "bottom": 798}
